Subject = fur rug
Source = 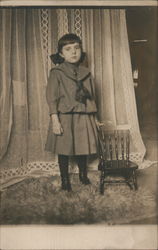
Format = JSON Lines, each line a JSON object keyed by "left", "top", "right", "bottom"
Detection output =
{"left": 0, "top": 172, "right": 157, "bottom": 225}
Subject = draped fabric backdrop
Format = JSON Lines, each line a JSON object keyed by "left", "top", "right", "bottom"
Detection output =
{"left": 0, "top": 8, "right": 147, "bottom": 189}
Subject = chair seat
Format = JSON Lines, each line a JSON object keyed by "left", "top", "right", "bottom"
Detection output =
{"left": 98, "top": 159, "right": 138, "bottom": 169}
{"left": 102, "top": 160, "right": 138, "bottom": 170}
{"left": 99, "top": 160, "right": 138, "bottom": 178}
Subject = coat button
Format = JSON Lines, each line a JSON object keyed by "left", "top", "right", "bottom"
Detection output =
{"left": 73, "top": 70, "right": 77, "bottom": 77}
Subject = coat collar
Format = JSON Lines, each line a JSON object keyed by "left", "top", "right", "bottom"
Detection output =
{"left": 55, "top": 61, "right": 91, "bottom": 81}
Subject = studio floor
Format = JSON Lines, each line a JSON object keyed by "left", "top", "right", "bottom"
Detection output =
{"left": 133, "top": 121, "right": 158, "bottom": 224}
{"left": 0, "top": 120, "right": 157, "bottom": 225}
{"left": 130, "top": 163, "right": 158, "bottom": 224}
{"left": 0, "top": 162, "right": 157, "bottom": 225}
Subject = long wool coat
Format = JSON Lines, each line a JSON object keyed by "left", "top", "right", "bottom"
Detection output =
{"left": 45, "top": 61, "right": 98, "bottom": 155}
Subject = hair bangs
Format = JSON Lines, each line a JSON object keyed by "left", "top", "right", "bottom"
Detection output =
{"left": 58, "top": 33, "right": 82, "bottom": 53}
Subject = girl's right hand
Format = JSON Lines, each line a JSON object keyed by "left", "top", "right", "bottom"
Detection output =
{"left": 51, "top": 114, "right": 63, "bottom": 135}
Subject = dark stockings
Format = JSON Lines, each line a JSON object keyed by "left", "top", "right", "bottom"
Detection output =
{"left": 58, "top": 154, "right": 91, "bottom": 191}
{"left": 58, "top": 155, "right": 72, "bottom": 191}
{"left": 76, "top": 155, "right": 91, "bottom": 185}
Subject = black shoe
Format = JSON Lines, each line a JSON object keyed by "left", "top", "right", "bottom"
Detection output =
{"left": 61, "top": 177, "right": 72, "bottom": 191}
{"left": 66, "top": 180, "right": 72, "bottom": 192}
{"left": 61, "top": 178, "right": 68, "bottom": 190}
{"left": 61, "top": 180, "right": 67, "bottom": 190}
{"left": 79, "top": 174, "right": 91, "bottom": 185}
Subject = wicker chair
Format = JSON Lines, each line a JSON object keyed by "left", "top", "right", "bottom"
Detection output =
{"left": 98, "top": 125, "right": 138, "bottom": 195}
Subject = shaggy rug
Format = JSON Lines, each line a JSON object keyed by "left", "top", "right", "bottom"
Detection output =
{"left": 0, "top": 172, "right": 157, "bottom": 225}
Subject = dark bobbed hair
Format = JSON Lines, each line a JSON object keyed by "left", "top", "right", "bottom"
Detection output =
{"left": 58, "top": 33, "right": 82, "bottom": 53}
{"left": 50, "top": 33, "right": 86, "bottom": 65}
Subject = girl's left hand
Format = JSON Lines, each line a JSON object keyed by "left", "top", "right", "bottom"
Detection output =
{"left": 95, "top": 117, "right": 104, "bottom": 129}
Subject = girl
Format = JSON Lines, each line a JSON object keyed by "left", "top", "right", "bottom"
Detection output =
{"left": 45, "top": 33, "right": 98, "bottom": 191}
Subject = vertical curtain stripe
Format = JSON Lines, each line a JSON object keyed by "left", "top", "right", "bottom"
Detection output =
{"left": 49, "top": 9, "right": 58, "bottom": 69}
{"left": 81, "top": 9, "right": 86, "bottom": 52}
{"left": 57, "top": 9, "right": 68, "bottom": 39}
{"left": 67, "top": 9, "right": 75, "bottom": 34}
{"left": 74, "top": 9, "right": 82, "bottom": 38}
{"left": 0, "top": 9, "right": 13, "bottom": 160}
{"left": 47, "top": 9, "right": 52, "bottom": 74}
{"left": 102, "top": 10, "right": 116, "bottom": 125}
{"left": 15, "top": 9, "right": 21, "bottom": 79}
{"left": 93, "top": 9, "right": 103, "bottom": 120}
{"left": 33, "top": 12, "right": 44, "bottom": 151}
{"left": 40, "top": 9, "right": 49, "bottom": 80}
{"left": 89, "top": 10, "right": 95, "bottom": 76}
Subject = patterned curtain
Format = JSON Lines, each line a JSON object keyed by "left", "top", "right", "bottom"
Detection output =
{"left": 0, "top": 8, "right": 148, "bottom": 190}
{"left": 0, "top": 9, "right": 57, "bottom": 190}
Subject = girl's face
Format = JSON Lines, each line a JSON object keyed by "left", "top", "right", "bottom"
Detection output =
{"left": 60, "top": 42, "right": 81, "bottom": 64}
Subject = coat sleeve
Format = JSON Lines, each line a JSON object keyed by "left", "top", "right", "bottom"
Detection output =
{"left": 46, "top": 69, "right": 60, "bottom": 115}
{"left": 89, "top": 74, "right": 98, "bottom": 114}
{"left": 90, "top": 74, "right": 97, "bottom": 101}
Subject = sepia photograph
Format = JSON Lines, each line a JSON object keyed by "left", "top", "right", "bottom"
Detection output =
{"left": 0, "top": 0, "right": 157, "bottom": 249}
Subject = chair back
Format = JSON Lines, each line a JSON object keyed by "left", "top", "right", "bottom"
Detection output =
{"left": 98, "top": 126, "right": 130, "bottom": 168}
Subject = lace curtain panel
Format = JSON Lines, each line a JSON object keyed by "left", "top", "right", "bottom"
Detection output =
{"left": 0, "top": 8, "right": 148, "bottom": 190}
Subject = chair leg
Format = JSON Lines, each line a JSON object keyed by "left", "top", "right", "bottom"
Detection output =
{"left": 126, "top": 180, "right": 134, "bottom": 190}
{"left": 133, "top": 170, "right": 138, "bottom": 190}
{"left": 100, "top": 170, "right": 105, "bottom": 195}
{"left": 124, "top": 172, "right": 133, "bottom": 190}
